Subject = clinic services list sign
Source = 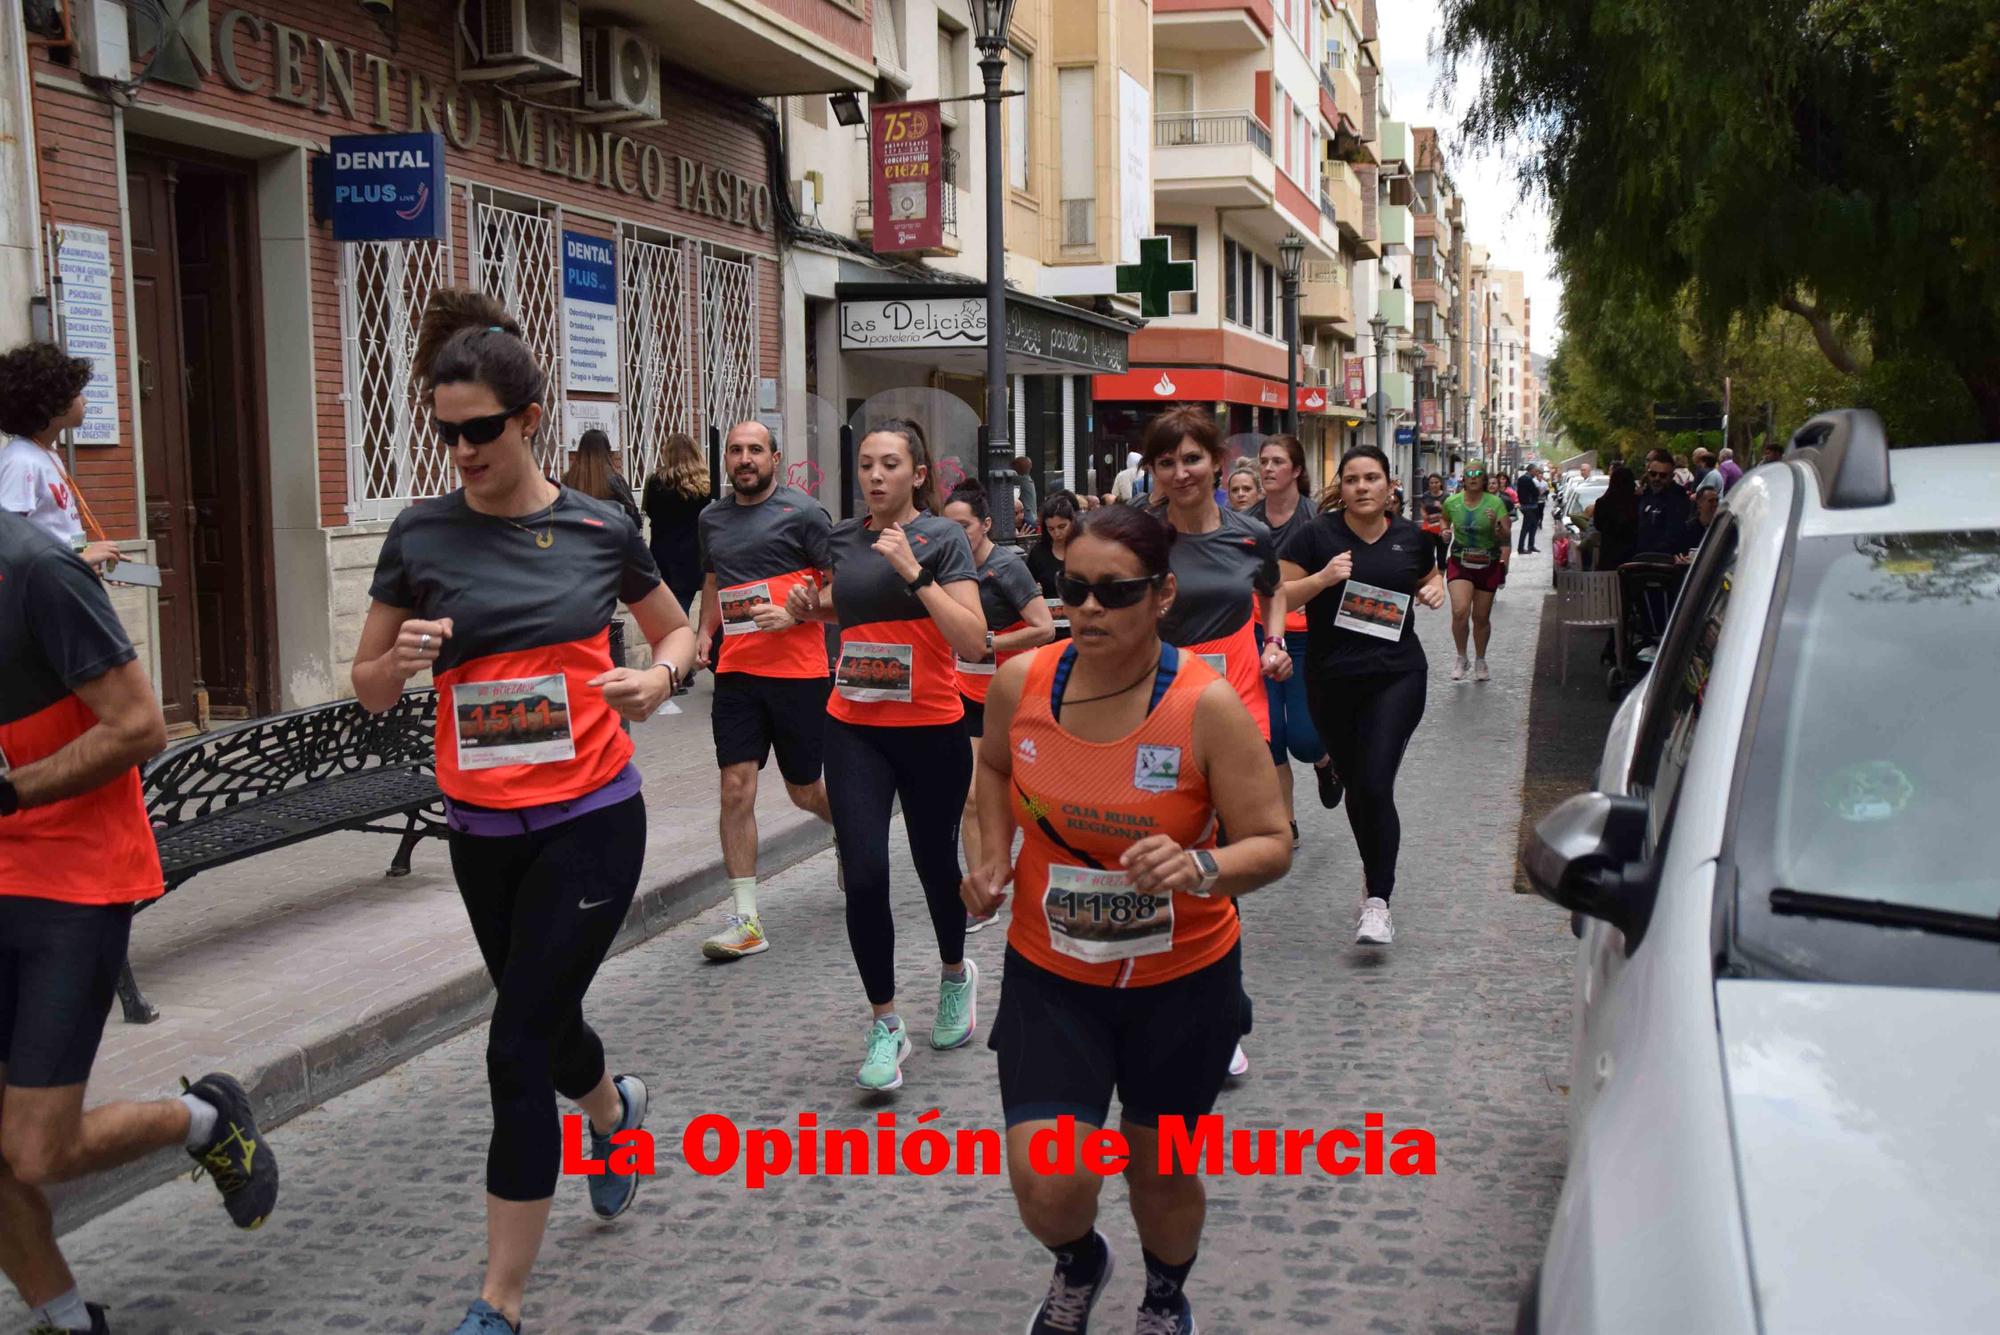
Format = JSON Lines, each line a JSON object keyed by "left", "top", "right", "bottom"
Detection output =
{"left": 55, "top": 225, "right": 120, "bottom": 444}
{"left": 327, "top": 132, "right": 447, "bottom": 241}
{"left": 562, "top": 232, "right": 620, "bottom": 395}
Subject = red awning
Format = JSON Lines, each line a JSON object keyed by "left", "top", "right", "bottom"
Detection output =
{"left": 1092, "top": 367, "right": 1362, "bottom": 418}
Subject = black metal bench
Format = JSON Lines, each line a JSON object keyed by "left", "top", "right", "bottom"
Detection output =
{"left": 121, "top": 690, "right": 447, "bottom": 1024}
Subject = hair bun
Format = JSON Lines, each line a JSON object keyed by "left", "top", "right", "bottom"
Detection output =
{"left": 415, "top": 288, "right": 521, "bottom": 383}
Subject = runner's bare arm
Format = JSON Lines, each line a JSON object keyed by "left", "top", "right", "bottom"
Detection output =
{"left": 591, "top": 583, "right": 697, "bottom": 721}
{"left": 920, "top": 579, "right": 990, "bottom": 660}
{"left": 5, "top": 659, "right": 166, "bottom": 809}
{"left": 695, "top": 573, "right": 721, "bottom": 667}
{"left": 1416, "top": 566, "right": 1447, "bottom": 609}
{"left": 351, "top": 600, "right": 452, "bottom": 714}
{"left": 1279, "top": 557, "right": 1347, "bottom": 609}
{"left": 993, "top": 592, "right": 1056, "bottom": 654}
{"left": 962, "top": 654, "right": 1028, "bottom": 915}
{"left": 1188, "top": 678, "right": 1290, "bottom": 895}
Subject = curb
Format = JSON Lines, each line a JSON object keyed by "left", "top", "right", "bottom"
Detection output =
{"left": 51, "top": 814, "right": 835, "bottom": 1234}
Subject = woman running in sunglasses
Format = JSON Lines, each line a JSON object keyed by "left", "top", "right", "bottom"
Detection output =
{"left": 1139, "top": 405, "right": 1288, "bottom": 1079}
{"left": 964, "top": 503, "right": 1290, "bottom": 1335}
{"left": 785, "top": 420, "right": 990, "bottom": 1090}
{"left": 941, "top": 481, "right": 1056, "bottom": 930}
{"left": 1278, "top": 446, "right": 1447, "bottom": 948}
{"left": 352, "top": 290, "right": 697, "bottom": 1335}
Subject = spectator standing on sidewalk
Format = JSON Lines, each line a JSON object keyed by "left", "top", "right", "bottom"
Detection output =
{"left": 0, "top": 344, "right": 122, "bottom": 572}
{"left": 1588, "top": 465, "right": 1640, "bottom": 571}
{"left": 690, "top": 419, "right": 836, "bottom": 962}
{"left": 1, "top": 511, "right": 279, "bottom": 1335}
{"left": 1012, "top": 456, "right": 1040, "bottom": 526}
{"left": 1514, "top": 465, "right": 1544, "bottom": 553}
{"left": 642, "top": 433, "right": 710, "bottom": 621}
{"left": 1716, "top": 447, "right": 1743, "bottom": 492}
{"left": 353, "top": 290, "right": 697, "bottom": 1335}
{"left": 562, "top": 429, "right": 642, "bottom": 529}
{"left": 1636, "top": 448, "right": 1695, "bottom": 557}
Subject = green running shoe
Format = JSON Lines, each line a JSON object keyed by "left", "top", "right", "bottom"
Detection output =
{"left": 856, "top": 1018, "right": 912, "bottom": 1090}
{"left": 932, "top": 957, "right": 979, "bottom": 1050}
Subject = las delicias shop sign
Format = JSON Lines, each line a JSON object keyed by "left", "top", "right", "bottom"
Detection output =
{"left": 197, "top": 7, "right": 772, "bottom": 233}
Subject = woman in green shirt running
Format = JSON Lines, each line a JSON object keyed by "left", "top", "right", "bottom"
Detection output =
{"left": 1442, "top": 464, "right": 1512, "bottom": 682}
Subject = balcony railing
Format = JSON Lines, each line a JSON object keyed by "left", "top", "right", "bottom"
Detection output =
{"left": 1154, "top": 111, "right": 1272, "bottom": 157}
{"left": 1062, "top": 197, "right": 1094, "bottom": 248}
{"left": 1320, "top": 66, "right": 1337, "bottom": 103}
{"left": 1413, "top": 256, "right": 1441, "bottom": 282}
{"left": 853, "top": 148, "right": 960, "bottom": 244}
{"left": 1319, "top": 186, "right": 1337, "bottom": 225}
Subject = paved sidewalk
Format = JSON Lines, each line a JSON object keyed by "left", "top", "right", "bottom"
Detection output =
{"left": 52, "top": 549, "right": 1578, "bottom": 1334}
{"left": 52, "top": 681, "right": 834, "bottom": 1230}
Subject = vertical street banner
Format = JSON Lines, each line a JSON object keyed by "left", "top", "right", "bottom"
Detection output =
{"left": 54, "top": 225, "right": 120, "bottom": 444}
{"left": 562, "top": 232, "right": 620, "bottom": 395}
{"left": 871, "top": 100, "right": 944, "bottom": 254}
{"left": 1420, "top": 399, "right": 1440, "bottom": 434}
{"left": 1344, "top": 357, "right": 1367, "bottom": 408}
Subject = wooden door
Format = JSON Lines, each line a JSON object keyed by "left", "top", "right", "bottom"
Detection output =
{"left": 173, "top": 165, "right": 263, "bottom": 715}
{"left": 126, "top": 153, "right": 199, "bottom": 727}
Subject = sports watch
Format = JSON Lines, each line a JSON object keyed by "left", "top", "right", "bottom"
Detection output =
{"left": 0, "top": 775, "right": 19, "bottom": 818}
{"left": 1186, "top": 848, "right": 1220, "bottom": 896}
{"left": 905, "top": 566, "right": 937, "bottom": 595}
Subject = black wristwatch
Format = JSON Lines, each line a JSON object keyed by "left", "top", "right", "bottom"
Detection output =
{"left": 0, "top": 775, "right": 19, "bottom": 818}
{"left": 905, "top": 566, "right": 936, "bottom": 594}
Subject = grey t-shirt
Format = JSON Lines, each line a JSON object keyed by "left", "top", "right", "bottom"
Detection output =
{"left": 1157, "top": 507, "right": 1279, "bottom": 648}
{"left": 972, "top": 541, "right": 1043, "bottom": 631}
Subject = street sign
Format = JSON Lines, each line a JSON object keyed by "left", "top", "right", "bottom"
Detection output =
{"left": 1115, "top": 236, "right": 1196, "bottom": 319}
{"left": 328, "top": 133, "right": 447, "bottom": 242}
{"left": 1395, "top": 426, "right": 1416, "bottom": 446}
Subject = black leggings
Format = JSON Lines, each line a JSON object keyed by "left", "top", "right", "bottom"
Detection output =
{"left": 1308, "top": 670, "right": 1427, "bottom": 900}
{"left": 447, "top": 794, "right": 646, "bottom": 1201}
{"left": 823, "top": 717, "right": 973, "bottom": 1006}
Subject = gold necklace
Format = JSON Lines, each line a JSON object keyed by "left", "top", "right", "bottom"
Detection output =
{"left": 502, "top": 492, "right": 559, "bottom": 548}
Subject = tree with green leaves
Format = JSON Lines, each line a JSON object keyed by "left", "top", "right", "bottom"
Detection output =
{"left": 1442, "top": 0, "right": 1997, "bottom": 440}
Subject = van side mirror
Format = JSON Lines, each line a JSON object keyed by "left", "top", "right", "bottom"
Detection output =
{"left": 1525, "top": 792, "right": 1658, "bottom": 951}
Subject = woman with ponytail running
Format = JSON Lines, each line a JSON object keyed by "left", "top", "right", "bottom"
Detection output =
{"left": 1249, "top": 435, "right": 1340, "bottom": 827}
{"left": 964, "top": 503, "right": 1289, "bottom": 1335}
{"left": 785, "top": 420, "right": 991, "bottom": 1090}
{"left": 352, "top": 291, "right": 697, "bottom": 1335}
{"left": 941, "top": 481, "right": 1055, "bottom": 929}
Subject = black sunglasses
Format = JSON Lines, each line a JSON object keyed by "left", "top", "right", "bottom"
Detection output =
{"left": 435, "top": 403, "right": 531, "bottom": 447}
{"left": 1058, "top": 572, "right": 1162, "bottom": 610}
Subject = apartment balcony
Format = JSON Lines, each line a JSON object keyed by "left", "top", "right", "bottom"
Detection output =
{"left": 853, "top": 148, "right": 962, "bottom": 257}
{"left": 1382, "top": 369, "right": 1414, "bottom": 413}
{"left": 1300, "top": 259, "right": 1353, "bottom": 332}
{"left": 1153, "top": 112, "right": 1276, "bottom": 209}
{"left": 584, "top": 0, "right": 872, "bottom": 93}
{"left": 1379, "top": 119, "right": 1410, "bottom": 167}
{"left": 1412, "top": 255, "right": 1443, "bottom": 310}
{"left": 1154, "top": 0, "right": 1275, "bottom": 52}
{"left": 1324, "top": 160, "right": 1366, "bottom": 245}
{"left": 1379, "top": 202, "right": 1411, "bottom": 250}
{"left": 1378, "top": 286, "right": 1411, "bottom": 333}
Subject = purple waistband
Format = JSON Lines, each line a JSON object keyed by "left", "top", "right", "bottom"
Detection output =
{"left": 445, "top": 764, "right": 643, "bottom": 837}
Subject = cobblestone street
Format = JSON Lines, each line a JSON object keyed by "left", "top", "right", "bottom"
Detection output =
{"left": 51, "top": 551, "right": 1575, "bottom": 1335}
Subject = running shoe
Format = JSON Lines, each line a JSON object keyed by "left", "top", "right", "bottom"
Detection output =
{"left": 966, "top": 908, "right": 999, "bottom": 934}
{"left": 183, "top": 1072, "right": 278, "bottom": 1229}
{"left": 701, "top": 914, "right": 769, "bottom": 960}
{"left": 1356, "top": 897, "right": 1394, "bottom": 946}
{"left": 1451, "top": 655, "right": 1469, "bottom": 683}
{"left": 856, "top": 1018, "right": 913, "bottom": 1090}
{"left": 451, "top": 1300, "right": 518, "bottom": 1334}
{"left": 1227, "top": 1043, "right": 1249, "bottom": 1078}
{"left": 588, "top": 1074, "right": 648, "bottom": 1220}
{"left": 1290, "top": 821, "right": 1300, "bottom": 851}
{"left": 932, "top": 957, "right": 980, "bottom": 1050}
{"left": 28, "top": 1303, "right": 109, "bottom": 1335}
{"left": 1315, "top": 764, "right": 1343, "bottom": 810}
{"left": 1026, "top": 1231, "right": 1114, "bottom": 1334}
{"left": 1136, "top": 1294, "right": 1200, "bottom": 1334}
{"left": 1473, "top": 659, "right": 1491, "bottom": 683}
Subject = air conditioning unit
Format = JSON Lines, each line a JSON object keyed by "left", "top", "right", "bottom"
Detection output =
{"left": 583, "top": 25, "right": 661, "bottom": 118}
{"left": 467, "top": 0, "right": 581, "bottom": 78}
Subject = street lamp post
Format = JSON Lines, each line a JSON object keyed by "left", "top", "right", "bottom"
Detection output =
{"left": 971, "top": 0, "right": 1021, "bottom": 542}
{"left": 1279, "top": 231, "right": 1305, "bottom": 437}
{"left": 1369, "top": 310, "right": 1391, "bottom": 501}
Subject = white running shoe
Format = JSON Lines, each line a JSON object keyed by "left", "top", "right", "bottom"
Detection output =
{"left": 1451, "top": 655, "right": 1469, "bottom": 683}
{"left": 1356, "top": 897, "right": 1394, "bottom": 946}
{"left": 1473, "top": 659, "right": 1491, "bottom": 683}
{"left": 1228, "top": 1043, "right": 1250, "bottom": 1077}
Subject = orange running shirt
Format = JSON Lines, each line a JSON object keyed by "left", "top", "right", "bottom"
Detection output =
{"left": 0, "top": 516, "right": 163, "bottom": 906}
{"left": 698, "top": 485, "right": 833, "bottom": 679}
{"left": 825, "top": 513, "right": 977, "bottom": 727}
{"left": 368, "top": 488, "right": 662, "bottom": 809}
{"left": 1157, "top": 508, "right": 1278, "bottom": 740}
{"left": 955, "top": 542, "right": 1043, "bottom": 705}
{"left": 1005, "top": 643, "right": 1238, "bottom": 987}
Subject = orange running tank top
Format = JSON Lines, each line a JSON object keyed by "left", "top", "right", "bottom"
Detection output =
{"left": 1005, "top": 643, "right": 1238, "bottom": 987}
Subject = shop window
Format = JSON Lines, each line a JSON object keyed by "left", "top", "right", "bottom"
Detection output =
{"left": 1259, "top": 259, "right": 1275, "bottom": 337}
{"left": 1008, "top": 46, "right": 1033, "bottom": 193}
{"left": 340, "top": 236, "right": 456, "bottom": 521}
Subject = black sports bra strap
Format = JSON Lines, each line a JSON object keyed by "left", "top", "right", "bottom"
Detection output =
{"left": 1050, "top": 642, "right": 1182, "bottom": 716}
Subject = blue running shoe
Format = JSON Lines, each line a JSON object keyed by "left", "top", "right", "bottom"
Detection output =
{"left": 588, "top": 1074, "right": 648, "bottom": 1220}
{"left": 1134, "top": 1294, "right": 1199, "bottom": 1334}
{"left": 1026, "top": 1231, "right": 1114, "bottom": 1333}
{"left": 451, "top": 1299, "right": 517, "bottom": 1333}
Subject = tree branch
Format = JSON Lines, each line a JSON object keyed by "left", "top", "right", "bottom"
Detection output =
{"left": 1778, "top": 294, "right": 1863, "bottom": 375}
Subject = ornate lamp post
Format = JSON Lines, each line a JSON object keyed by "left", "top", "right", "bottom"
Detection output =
{"left": 971, "top": 0, "right": 1021, "bottom": 541}
{"left": 1369, "top": 308, "right": 1391, "bottom": 463}
{"left": 1278, "top": 231, "right": 1305, "bottom": 436}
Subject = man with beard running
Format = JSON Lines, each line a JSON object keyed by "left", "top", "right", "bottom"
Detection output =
{"left": 693, "top": 420, "right": 835, "bottom": 959}
{"left": 2, "top": 512, "right": 278, "bottom": 1335}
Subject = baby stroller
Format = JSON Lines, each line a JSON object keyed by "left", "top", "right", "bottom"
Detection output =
{"left": 1608, "top": 557, "right": 1688, "bottom": 697}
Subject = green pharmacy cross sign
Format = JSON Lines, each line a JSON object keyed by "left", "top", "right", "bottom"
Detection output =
{"left": 1116, "top": 236, "right": 1196, "bottom": 319}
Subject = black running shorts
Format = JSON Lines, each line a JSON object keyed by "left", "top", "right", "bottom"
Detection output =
{"left": 960, "top": 693, "right": 986, "bottom": 739}
{"left": 989, "top": 943, "right": 1242, "bottom": 1130}
{"left": 0, "top": 897, "right": 133, "bottom": 1088}
{"left": 710, "top": 672, "right": 831, "bottom": 786}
